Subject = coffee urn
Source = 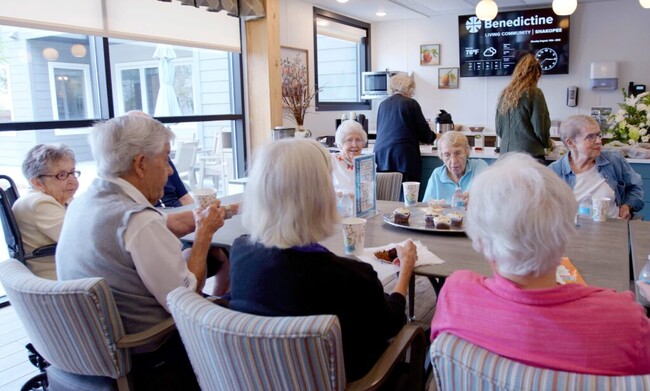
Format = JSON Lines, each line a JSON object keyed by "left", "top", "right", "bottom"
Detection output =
{"left": 435, "top": 110, "right": 454, "bottom": 134}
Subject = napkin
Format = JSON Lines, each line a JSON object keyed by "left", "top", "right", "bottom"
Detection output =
{"left": 555, "top": 257, "right": 586, "bottom": 285}
{"left": 357, "top": 239, "right": 446, "bottom": 278}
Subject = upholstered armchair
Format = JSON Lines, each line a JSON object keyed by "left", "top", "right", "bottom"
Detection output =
{"left": 0, "top": 259, "right": 176, "bottom": 391}
{"left": 430, "top": 333, "right": 650, "bottom": 391}
{"left": 168, "top": 286, "right": 427, "bottom": 391}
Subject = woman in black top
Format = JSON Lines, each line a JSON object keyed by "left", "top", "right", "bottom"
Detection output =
{"left": 229, "top": 138, "right": 417, "bottom": 381}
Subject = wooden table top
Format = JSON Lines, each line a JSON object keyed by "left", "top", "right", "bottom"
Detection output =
{"left": 183, "top": 198, "right": 631, "bottom": 293}
{"left": 630, "top": 220, "right": 650, "bottom": 305}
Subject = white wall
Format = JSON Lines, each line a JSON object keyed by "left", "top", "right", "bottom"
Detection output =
{"left": 283, "top": 0, "right": 650, "bottom": 137}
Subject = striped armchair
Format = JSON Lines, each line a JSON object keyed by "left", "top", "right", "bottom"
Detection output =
{"left": 430, "top": 333, "right": 650, "bottom": 391}
{"left": 0, "top": 259, "right": 175, "bottom": 391}
{"left": 168, "top": 286, "right": 427, "bottom": 391}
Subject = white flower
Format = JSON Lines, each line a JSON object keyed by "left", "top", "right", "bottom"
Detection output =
{"left": 640, "top": 128, "right": 648, "bottom": 136}
{"left": 628, "top": 139, "right": 636, "bottom": 145}
{"left": 643, "top": 135, "right": 650, "bottom": 143}
{"left": 638, "top": 103, "right": 649, "bottom": 112}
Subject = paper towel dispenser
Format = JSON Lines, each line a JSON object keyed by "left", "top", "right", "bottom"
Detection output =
{"left": 590, "top": 62, "right": 618, "bottom": 90}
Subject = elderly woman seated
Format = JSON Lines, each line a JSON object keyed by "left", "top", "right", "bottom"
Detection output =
{"left": 430, "top": 153, "right": 650, "bottom": 375}
{"left": 12, "top": 144, "right": 80, "bottom": 279}
{"left": 331, "top": 119, "right": 368, "bottom": 195}
{"left": 229, "top": 138, "right": 417, "bottom": 381}
{"left": 422, "top": 131, "right": 487, "bottom": 203}
{"left": 549, "top": 115, "right": 644, "bottom": 220}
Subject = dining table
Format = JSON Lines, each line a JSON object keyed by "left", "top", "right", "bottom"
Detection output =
{"left": 181, "top": 198, "right": 632, "bottom": 319}
{"left": 630, "top": 220, "right": 650, "bottom": 306}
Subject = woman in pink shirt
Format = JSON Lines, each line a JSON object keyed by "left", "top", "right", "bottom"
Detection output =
{"left": 430, "top": 153, "right": 650, "bottom": 375}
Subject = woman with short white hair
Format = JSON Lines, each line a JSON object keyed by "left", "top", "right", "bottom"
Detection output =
{"left": 12, "top": 144, "right": 80, "bottom": 279}
{"left": 549, "top": 114, "right": 643, "bottom": 220}
{"left": 430, "top": 153, "right": 650, "bottom": 375}
{"left": 229, "top": 138, "right": 417, "bottom": 381}
{"left": 374, "top": 73, "right": 436, "bottom": 183}
{"left": 332, "top": 119, "right": 368, "bottom": 195}
{"left": 422, "top": 131, "right": 487, "bottom": 203}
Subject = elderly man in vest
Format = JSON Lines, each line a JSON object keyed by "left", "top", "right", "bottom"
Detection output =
{"left": 57, "top": 114, "right": 224, "bottom": 390}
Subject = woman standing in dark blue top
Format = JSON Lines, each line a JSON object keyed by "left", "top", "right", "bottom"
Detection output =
{"left": 375, "top": 73, "right": 436, "bottom": 182}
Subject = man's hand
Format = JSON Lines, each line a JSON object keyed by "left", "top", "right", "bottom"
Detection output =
{"left": 195, "top": 200, "right": 226, "bottom": 235}
{"left": 619, "top": 204, "right": 632, "bottom": 220}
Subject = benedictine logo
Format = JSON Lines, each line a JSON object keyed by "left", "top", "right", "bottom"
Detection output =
{"left": 465, "top": 17, "right": 482, "bottom": 33}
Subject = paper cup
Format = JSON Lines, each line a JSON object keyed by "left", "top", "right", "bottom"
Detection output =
{"left": 191, "top": 188, "right": 217, "bottom": 210}
{"left": 341, "top": 217, "right": 367, "bottom": 256}
{"left": 402, "top": 182, "right": 420, "bottom": 207}
{"left": 592, "top": 197, "right": 610, "bottom": 222}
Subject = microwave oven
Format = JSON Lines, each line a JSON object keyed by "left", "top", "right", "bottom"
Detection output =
{"left": 361, "top": 71, "right": 402, "bottom": 100}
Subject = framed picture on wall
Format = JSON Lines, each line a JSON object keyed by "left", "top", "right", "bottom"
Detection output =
{"left": 420, "top": 44, "right": 440, "bottom": 66}
{"left": 438, "top": 67, "right": 459, "bottom": 89}
{"left": 280, "top": 46, "right": 309, "bottom": 99}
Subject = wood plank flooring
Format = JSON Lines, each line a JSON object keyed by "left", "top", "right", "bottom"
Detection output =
{"left": 0, "top": 275, "right": 437, "bottom": 391}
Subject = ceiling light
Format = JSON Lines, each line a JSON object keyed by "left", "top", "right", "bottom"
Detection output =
{"left": 376, "top": 11, "right": 387, "bottom": 17}
{"left": 42, "top": 48, "right": 59, "bottom": 61}
{"left": 552, "top": 0, "right": 577, "bottom": 15}
{"left": 475, "top": 0, "right": 498, "bottom": 21}
{"left": 336, "top": 0, "right": 349, "bottom": 3}
{"left": 70, "top": 44, "right": 87, "bottom": 58}
{"left": 640, "top": 0, "right": 650, "bottom": 8}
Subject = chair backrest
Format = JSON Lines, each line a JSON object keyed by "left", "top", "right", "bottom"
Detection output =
{"left": 167, "top": 287, "right": 347, "bottom": 391}
{"left": 0, "top": 259, "right": 130, "bottom": 380}
{"left": 430, "top": 333, "right": 650, "bottom": 391}
{"left": 0, "top": 185, "right": 26, "bottom": 262}
{"left": 173, "top": 141, "right": 199, "bottom": 173}
{"left": 0, "top": 174, "right": 20, "bottom": 205}
{"left": 376, "top": 172, "right": 403, "bottom": 201}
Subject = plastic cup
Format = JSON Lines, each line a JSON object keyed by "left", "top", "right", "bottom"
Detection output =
{"left": 592, "top": 197, "right": 611, "bottom": 222}
{"left": 191, "top": 188, "right": 217, "bottom": 210}
{"left": 341, "top": 217, "right": 367, "bottom": 256}
{"left": 402, "top": 182, "right": 420, "bottom": 207}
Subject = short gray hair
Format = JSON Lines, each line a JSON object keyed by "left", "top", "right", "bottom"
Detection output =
{"left": 241, "top": 138, "right": 339, "bottom": 248}
{"left": 439, "top": 131, "right": 470, "bottom": 155}
{"left": 559, "top": 115, "right": 599, "bottom": 147}
{"left": 22, "top": 144, "right": 76, "bottom": 181}
{"left": 89, "top": 114, "right": 174, "bottom": 178}
{"left": 335, "top": 120, "right": 367, "bottom": 148}
{"left": 389, "top": 73, "right": 415, "bottom": 97}
{"left": 466, "top": 153, "right": 577, "bottom": 277}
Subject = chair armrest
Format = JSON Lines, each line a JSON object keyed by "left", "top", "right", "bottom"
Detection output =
{"left": 116, "top": 317, "right": 176, "bottom": 349}
{"left": 27, "top": 244, "right": 57, "bottom": 259}
{"left": 347, "top": 324, "right": 426, "bottom": 391}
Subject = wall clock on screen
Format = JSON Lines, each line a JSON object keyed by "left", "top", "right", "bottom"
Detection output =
{"left": 535, "top": 48, "right": 558, "bottom": 71}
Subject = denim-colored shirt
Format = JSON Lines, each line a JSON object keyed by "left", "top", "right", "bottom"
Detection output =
{"left": 548, "top": 150, "right": 644, "bottom": 213}
{"left": 422, "top": 159, "right": 488, "bottom": 202}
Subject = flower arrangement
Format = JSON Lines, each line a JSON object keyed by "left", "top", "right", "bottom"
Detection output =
{"left": 281, "top": 54, "right": 320, "bottom": 127}
{"left": 606, "top": 89, "right": 650, "bottom": 144}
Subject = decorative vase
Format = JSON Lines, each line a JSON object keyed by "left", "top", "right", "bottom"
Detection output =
{"left": 295, "top": 125, "right": 312, "bottom": 138}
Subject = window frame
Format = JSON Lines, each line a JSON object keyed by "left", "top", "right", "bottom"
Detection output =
{"left": 48, "top": 62, "right": 94, "bottom": 120}
{"left": 313, "top": 7, "right": 371, "bottom": 112}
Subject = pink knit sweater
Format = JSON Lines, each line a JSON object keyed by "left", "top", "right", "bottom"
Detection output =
{"left": 430, "top": 270, "right": 650, "bottom": 375}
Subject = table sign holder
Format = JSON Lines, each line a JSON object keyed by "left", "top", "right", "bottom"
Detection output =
{"left": 354, "top": 154, "right": 377, "bottom": 218}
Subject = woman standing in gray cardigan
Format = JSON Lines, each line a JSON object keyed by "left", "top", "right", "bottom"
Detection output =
{"left": 496, "top": 53, "right": 552, "bottom": 164}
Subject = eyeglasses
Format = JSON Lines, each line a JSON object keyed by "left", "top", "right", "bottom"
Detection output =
{"left": 39, "top": 170, "right": 81, "bottom": 180}
{"left": 343, "top": 138, "right": 364, "bottom": 145}
{"left": 583, "top": 133, "right": 603, "bottom": 142}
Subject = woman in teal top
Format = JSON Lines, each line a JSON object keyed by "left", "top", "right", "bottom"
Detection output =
{"left": 423, "top": 131, "right": 487, "bottom": 203}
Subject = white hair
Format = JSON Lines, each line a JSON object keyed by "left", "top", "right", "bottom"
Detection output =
{"left": 335, "top": 120, "right": 367, "bottom": 148}
{"left": 466, "top": 153, "right": 577, "bottom": 277}
{"left": 89, "top": 115, "right": 174, "bottom": 178}
{"left": 241, "top": 138, "right": 339, "bottom": 248}
{"left": 22, "top": 144, "right": 76, "bottom": 181}
{"left": 559, "top": 115, "right": 599, "bottom": 147}
{"left": 439, "top": 131, "right": 470, "bottom": 155}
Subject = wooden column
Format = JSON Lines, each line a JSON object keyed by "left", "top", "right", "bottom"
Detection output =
{"left": 244, "top": 0, "right": 282, "bottom": 155}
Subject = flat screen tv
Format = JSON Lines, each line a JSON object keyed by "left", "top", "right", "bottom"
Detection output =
{"left": 459, "top": 8, "right": 569, "bottom": 77}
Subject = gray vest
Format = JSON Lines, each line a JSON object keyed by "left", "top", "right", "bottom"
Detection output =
{"left": 57, "top": 178, "right": 170, "bottom": 336}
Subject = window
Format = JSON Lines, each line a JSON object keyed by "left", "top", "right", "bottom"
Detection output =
{"left": 313, "top": 7, "right": 371, "bottom": 111}
{"left": 48, "top": 63, "right": 94, "bottom": 120}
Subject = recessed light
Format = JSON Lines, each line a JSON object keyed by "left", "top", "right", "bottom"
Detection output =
{"left": 336, "top": 0, "right": 349, "bottom": 3}
{"left": 376, "top": 11, "right": 387, "bottom": 17}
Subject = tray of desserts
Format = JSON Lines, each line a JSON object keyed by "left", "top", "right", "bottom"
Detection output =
{"left": 381, "top": 205, "right": 466, "bottom": 234}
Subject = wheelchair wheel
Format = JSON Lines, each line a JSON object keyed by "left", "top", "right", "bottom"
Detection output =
{"left": 20, "top": 372, "right": 48, "bottom": 391}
